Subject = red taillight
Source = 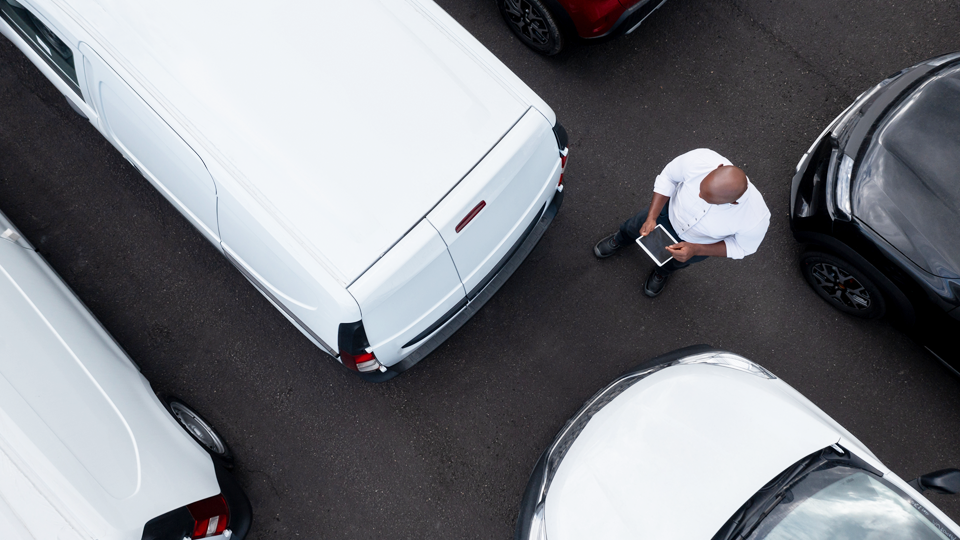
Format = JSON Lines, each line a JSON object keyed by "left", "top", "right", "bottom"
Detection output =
{"left": 187, "top": 495, "right": 229, "bottom": 538}
{"left": 558, "top": 150, "right": 568, "bottom": 188}
{"left": 340, "top": 350, "right": 381, "bottom": 373}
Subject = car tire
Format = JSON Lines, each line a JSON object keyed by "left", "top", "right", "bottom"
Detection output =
{"left": 160, "top": 395, "right": 235, "bottom": 469}
{"left": 498, "top": 0, "right": 565, "bottom": 55}
{"left": 800, "top": 251, "right": 886, "bottom": 319}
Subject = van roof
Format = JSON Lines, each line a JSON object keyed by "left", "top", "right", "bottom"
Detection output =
{"left": 60, "top": 0, "right": 543, "bottom": 284}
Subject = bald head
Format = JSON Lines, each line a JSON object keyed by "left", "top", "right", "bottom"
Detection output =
{"left": 700, "top": 164, "right": 748, "bottom": 204}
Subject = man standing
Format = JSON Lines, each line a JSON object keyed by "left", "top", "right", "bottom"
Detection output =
{"left": 594, "top": 148, "right": 771, "bottom": 297}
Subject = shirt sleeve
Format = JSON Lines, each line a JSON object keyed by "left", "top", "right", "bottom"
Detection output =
{"left": 722, "top": 213, "right": 770, "bottom": 259}
{"left": 652, "top": 153, "right": 689, "bottom": 198}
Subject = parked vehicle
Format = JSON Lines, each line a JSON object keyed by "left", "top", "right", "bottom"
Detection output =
{"left": 497, "top": 0, "right": 668, "bottom": 55}
{"left": 0, "top": 209, "right": 251, "bottom": 540}
{"left": 0, "top": 0, "right": 568, "bottom": 381}
{"left": 515, "top": 345, "right": 960, "bottom": 540}
{"left": 790, "top": 51, "right": 960, "bottom": 368}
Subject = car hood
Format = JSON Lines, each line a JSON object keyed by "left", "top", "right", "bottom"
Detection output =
{"left": 852, "top": 63, "right": 960, "bottom": 279}
{"left": 544, "top": 364, "right": 840, "bottom": 540}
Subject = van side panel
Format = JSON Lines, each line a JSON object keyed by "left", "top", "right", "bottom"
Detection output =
{"left": 0, "top": 241, "right": 139, "bottom": 501}
{"left": 348, "top": 220, "right": 466, "bottom": 366}
{"left": 217, "top": 184, "right": 357, "bottom": 358}
{"left": 0, "top": 439, "right": 88, "bottom": 540}
{"left": 0, "top": 236, "right": 220, "bottom": 538}
{"left": 78, "top": 43, "right": 221, "bottom": 243}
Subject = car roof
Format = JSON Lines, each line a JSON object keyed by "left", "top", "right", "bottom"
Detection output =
{"left": 56, "top": 0, "right": 539, "bottom": 284}
{"left": 544, "top": 364, "right": 840, "bottom": 540}
{"left": 853, "top": 62, "right": 960, "bottom": 278}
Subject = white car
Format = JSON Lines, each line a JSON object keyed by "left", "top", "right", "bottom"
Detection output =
{"left": 0, "top": 0, "right": 568, "bottom": 380}
{"left": 0, "top": 210, "right": 251, "bottom": 540}
{"left": 516, "top": 345, "right": 960, "bottom": 540}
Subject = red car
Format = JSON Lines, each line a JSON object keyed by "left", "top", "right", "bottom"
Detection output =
{"left": 498, "top": 0, "right": 668, "bottom": 55}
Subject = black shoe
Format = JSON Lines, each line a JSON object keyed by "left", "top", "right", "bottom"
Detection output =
{"left": 594, "top": 234, "right": 622, "bottom": 259}
{"left": 643, "top": 269, "right": 669, "bottom": 298}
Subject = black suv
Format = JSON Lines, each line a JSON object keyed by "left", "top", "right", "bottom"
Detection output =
{"left": 790, "top": 51, "right": 960, "bottom": 369}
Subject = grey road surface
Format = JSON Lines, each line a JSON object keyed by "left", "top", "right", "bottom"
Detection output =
{"left": 1, "top": 0, "right": 959, "bottom": 538}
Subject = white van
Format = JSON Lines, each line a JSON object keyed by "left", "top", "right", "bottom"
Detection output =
{"left": 0, "top": 0, "right": 568, "bottom": 380}
{"left": 0, "top": 210, "right": 251, "bottom": 539}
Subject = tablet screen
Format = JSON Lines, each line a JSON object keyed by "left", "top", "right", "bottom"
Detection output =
{"left": 636, "top": 225, "right": 678, "bottom": 266}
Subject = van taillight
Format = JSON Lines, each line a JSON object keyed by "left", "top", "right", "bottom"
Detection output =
{"left": 340, "top": 350, "right": 382, "bottom": 372}
{"left": 558, "top": 149, "right": 568, "bottom": 190}
{"left": 187, "top": 495, "right": 229, "bottom": 538}
{"left": 338, "top": 321, "right": 384, "bottom": 373}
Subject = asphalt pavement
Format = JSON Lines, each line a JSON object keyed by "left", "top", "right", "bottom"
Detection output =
{"left": 1, "top": 0, "right": 959, "bottom": 538}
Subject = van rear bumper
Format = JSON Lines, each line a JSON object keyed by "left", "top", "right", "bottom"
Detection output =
{"left": 360, "top": 189, "right": 563, "bottom": 382}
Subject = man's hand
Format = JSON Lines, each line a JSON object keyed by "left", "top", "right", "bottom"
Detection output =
{"left": 666, "top": 242, "right": 699, "bottom": 263}
{"left": 639, "top": 219, "right": 658, "bottom": 237}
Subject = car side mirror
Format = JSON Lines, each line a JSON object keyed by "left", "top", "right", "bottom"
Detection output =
{"left": 909, "top": 469, "right": 960, "bottom": 495}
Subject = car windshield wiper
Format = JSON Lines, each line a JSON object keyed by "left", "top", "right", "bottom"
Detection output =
{"left": 712, "top": 449, "right": 830, "bottom": 540}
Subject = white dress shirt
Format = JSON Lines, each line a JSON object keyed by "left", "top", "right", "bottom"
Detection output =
{"left": 653, "top": 149, "right": 770, "bottom": 260}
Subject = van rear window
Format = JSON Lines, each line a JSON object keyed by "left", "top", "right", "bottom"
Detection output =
{"left": 1, "top": 0, "right": 81, "bottom": 97}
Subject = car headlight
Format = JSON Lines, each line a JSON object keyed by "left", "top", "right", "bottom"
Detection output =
{"left": 825, "top": 147, "right": 854, "bottom": 221}
{"left": 836, "top": 153, "right": 854, "bottom": 217}
{"left": 826, "top": 147, "right": 853, "bottom": 221}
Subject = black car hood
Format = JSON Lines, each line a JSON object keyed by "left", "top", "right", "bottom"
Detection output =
{"left": 852, "top": 64, "right": 960, "bottom": 279}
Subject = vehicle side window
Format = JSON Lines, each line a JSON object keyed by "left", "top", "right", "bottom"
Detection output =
{"left": 0, "top": 0, "right": 81, "bottom": 97}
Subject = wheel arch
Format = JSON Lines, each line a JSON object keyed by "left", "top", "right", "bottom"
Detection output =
{"left": 795, "top": 231, "right": 916, "bottom": 324}
{"left": 498, "top": 0, "right": 578, "bottom": 40}
{"left": 537, "top": 0, "right": 578, "bottom": 38}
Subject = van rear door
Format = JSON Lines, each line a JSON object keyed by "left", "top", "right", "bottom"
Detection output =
{"left": 427, "top": 110, "right": 561, "bottom": 297}
{"left": 347, "top": 220, "right": 466, "bottom": 366}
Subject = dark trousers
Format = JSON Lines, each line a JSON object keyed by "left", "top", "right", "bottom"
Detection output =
{"left": 615, "top": 202, "right": 709, "bottom": 275}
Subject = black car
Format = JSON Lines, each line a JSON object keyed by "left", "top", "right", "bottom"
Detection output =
{"left": 790, "top": 51, "right": 960, "bottom": 368}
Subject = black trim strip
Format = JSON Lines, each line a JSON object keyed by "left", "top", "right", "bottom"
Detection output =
{"left": 402, "top": 200, "right": 548, "bottom": 350}
{"left": 386, "top": 189, "right": 563, "bottom": 376}
{"left": 402, "top": 297, "right": 469, "bottom": 349}
{"left": 583, "top": 0, "right": 666, "bottom": 41}
{"left": 552, "top": 122, "right": 568, "bottom": 152}
{"left": 467, "top": 201, "right": 545, "bottom": 300}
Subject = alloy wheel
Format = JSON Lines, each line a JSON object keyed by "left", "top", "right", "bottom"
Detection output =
{"left": 171, "top": 401, "right": 228, "bottom": 455}
{"left": 810, "top": 262, "right": 872, "bottom": 310}
{"left": 502, "top": 0, "right": 550, "bottom": 46}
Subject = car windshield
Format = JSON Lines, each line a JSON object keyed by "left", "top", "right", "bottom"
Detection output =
{"left": 748, "top": 465, "right": 954, "bottom": 540}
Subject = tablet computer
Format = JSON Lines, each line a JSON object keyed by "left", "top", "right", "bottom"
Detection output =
{"left": 636, "top": 224, "right": 679, "bottom": 267}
